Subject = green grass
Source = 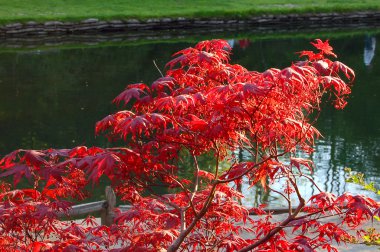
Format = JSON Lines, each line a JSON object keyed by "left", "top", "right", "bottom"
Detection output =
{"left": 1, "top": 0, "right": 380, "bottom": 25}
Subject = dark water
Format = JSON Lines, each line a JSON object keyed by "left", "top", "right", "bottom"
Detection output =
{"left": 0, "top": 31, "right": 379, "bottom": 207}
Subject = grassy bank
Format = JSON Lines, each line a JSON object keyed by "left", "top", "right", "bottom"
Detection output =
{"left": 1, "top": 0, "right": 380, "bottom": 25}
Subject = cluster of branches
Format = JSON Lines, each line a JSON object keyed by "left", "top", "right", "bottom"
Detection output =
{"left": 0, "top": 39, "right": 378, "bottom": 251}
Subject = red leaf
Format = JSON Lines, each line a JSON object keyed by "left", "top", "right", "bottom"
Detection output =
{"left": 298, "top": 50, "right": 323, "bottom": 61}
{"left": 220, "top": 162, "right": 256, "bottom": 181}
{"left": 198, "top": 170, "right": 214, "bottom": 180}
{"left": 0, "top": 164, "right": 31, "bottom": 186}
{"left": 290, "top": 157, "right": 314, "bottom": 172}
{"left": 151, "top": 77, "right": 176, "bottom": 92}
{"left": 0, "top": 149, "right": 20, "bottom": 167}
{"left": 29, "top": 241, "right": 50, "bottom": 252}
{"left": 331, "top": 61, "right": 355, "bottom": 81}
{"left": 183, "top": 114, "right": 208, "bottom": 131}
{"left": 113, "top": 83, "right": 149, "bottom": 106}
{"left": 311, "top": 39, "right": 337, "bottom": 58}
{"left": 243, "top": 83, "right": 269, "bottom": 96}
{"left": 22, "top": 150, "right": 48, "bottom": 167}
{"left": 161, "top": 213, "right": 180, "bottom": 229}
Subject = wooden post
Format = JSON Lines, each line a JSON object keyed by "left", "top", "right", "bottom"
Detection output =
{"left": 100, "top": 186, "right": 116, "bottom": 226}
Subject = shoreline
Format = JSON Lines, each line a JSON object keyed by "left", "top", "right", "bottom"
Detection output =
{"left": 1, "top": 24, "right": 379, "bottom": 51}
{"left": 1, "top": 11, "right": 380, "bottom": 37}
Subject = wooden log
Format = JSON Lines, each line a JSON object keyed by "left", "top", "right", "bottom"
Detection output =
{"left": 116, "top": 205, "right": 298, "bottom": 215}
{"left": 56, "top": 186, "right": 115, "bottom": 221}
{"left": 57, "top": 200, "right": 105, "bottom": 218}
{"left": 250, "top": 207, "right": 299, "bottom": 215}
{"left": 118, "top": 205, "right": 133, "bottom": 212}
{"left": 101, "top": 186, "right": 116, "bottom": 226}
{"left": 58, "top": 188, "right": 302, "bottom": 222}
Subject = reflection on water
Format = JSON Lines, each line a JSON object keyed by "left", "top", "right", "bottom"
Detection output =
{"left": 0, "top": 30, "right": 379, "bottom": 207}
{"left": 241, "top": 136, "right": 380, "bottom": 208}
{"left": 364, "top": 35, "right": 376, "bottom": 66}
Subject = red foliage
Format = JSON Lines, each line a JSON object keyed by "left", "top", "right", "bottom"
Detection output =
{"left": 0, "top": 39, "right": 378, "bottom": 251}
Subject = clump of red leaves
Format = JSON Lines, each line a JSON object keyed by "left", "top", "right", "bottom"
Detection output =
{"left": 0, "top": 39, "right": 378, "bottom": 251}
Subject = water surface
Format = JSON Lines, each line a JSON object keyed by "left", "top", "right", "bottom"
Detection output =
{"left": 0, "top": 31, "right": 379, "bottom": 207}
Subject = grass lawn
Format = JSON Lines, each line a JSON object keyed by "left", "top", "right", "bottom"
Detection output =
{"left": 0, "top": 0, "right": 380, "bottom": 25}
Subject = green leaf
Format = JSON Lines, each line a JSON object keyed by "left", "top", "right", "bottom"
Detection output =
{"left": 363, "top": 235, "right": 371, "bottom": 242}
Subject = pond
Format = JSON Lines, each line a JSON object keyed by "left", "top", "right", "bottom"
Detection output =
{"left": 0, "top": 28, "right": 379, "bottom": 208}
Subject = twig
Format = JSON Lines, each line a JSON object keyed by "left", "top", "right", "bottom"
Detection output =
{"left": 153, "top": 60, "right": 164, "bottom": 77}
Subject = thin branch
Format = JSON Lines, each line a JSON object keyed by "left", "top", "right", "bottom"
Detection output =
{"left": 268, "top": 185, "right": 290, "bottom": 205}
{"left": 212, "top": 141, "right": 220, "bottom": 179}
{"left": 190, "top": 154, "right": 200, "bottom": 206}
{"left": 167, "top": 182, "right": 218, "bottom": 252}
{"left": 301, "top": 173, "right": 323, "bottom": 192}
{"left": 149, "top": 193, "right": 181, "bottom": 212}
{"left": 238, "top": 194, "right": 306, "bottom": 252}
{"left": 153, "top": 60, "right": 164, "bottom": 77}
{"left": 238, "top": 168, "right": 307, "bottom": 251}
{"left": 180, "top": 210, "right": 186, "bottom": 233}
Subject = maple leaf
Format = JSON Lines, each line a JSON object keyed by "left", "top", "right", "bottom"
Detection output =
{"left": 69, "top": 146, "right": 89, "bottom": 157}
{"left": 22, "top": 150, "right": 48, "bottom": 167}
{"left": 160, "top": 213, "right": 180, "bottom": 230}
{"left": 151, "top": 77, "right": 176, "bottom": 92}
{"left": 311, "top": 39, "right": 337, "bottom": 58}
{"left": 197, "top": 170, "right": 214, "bottom": 181}
{"left": 292, "top": 236, "right": 314, "bottom": 252}
{"left": 298, "top": 50, "right": 323, "bottom": 61}
{"left": 0, "top": 164, "right": 32, "bottom": 186}
{"left": 195, "top": 39, "right": 231, "bottom": 53}
{"left": 331, "top": 61, "right": 355, "bottom": 81}
{"left": 220, "top": 162, "right": 256, "bottom": 181}
{"left": 0, "top": 149, "right": 20, "bottom": 167}
{"left": 166, "top": 48, "right": 195, "bottom": 68}
{"left": 243, "top": 83, "right": 269, "bottom": 96}
{"left": 313, "top": 60, "right": 330, "bottom": 75}
{"left": 290, "top": 157, "right": 314, "bottom": 172}
{"left": 309, "top": 192, "right": 337, "bottom": 210}
{"left": 29, "top": 242, "right": 51, "bottom": 252}
{"left": 174, "top": 94, "right": 196, "bottom": 111}
{"left": 113, "top": 83, "right": 150, "bottom": 106}
{"left": 0, "top": 189, "right": 40, "bottom": 203}
{"left": 183, "top": 114, "right": 208, "bottom": 131}
{"left": 155, "top": 96, "right": 176, "bottom": 111}
{"left": 77, "top": 152, "right": 120, "bottom": 183}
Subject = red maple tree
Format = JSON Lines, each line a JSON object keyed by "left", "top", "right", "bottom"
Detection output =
{"left": 0, "top": 39, "right": 378, "bottom": 251}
